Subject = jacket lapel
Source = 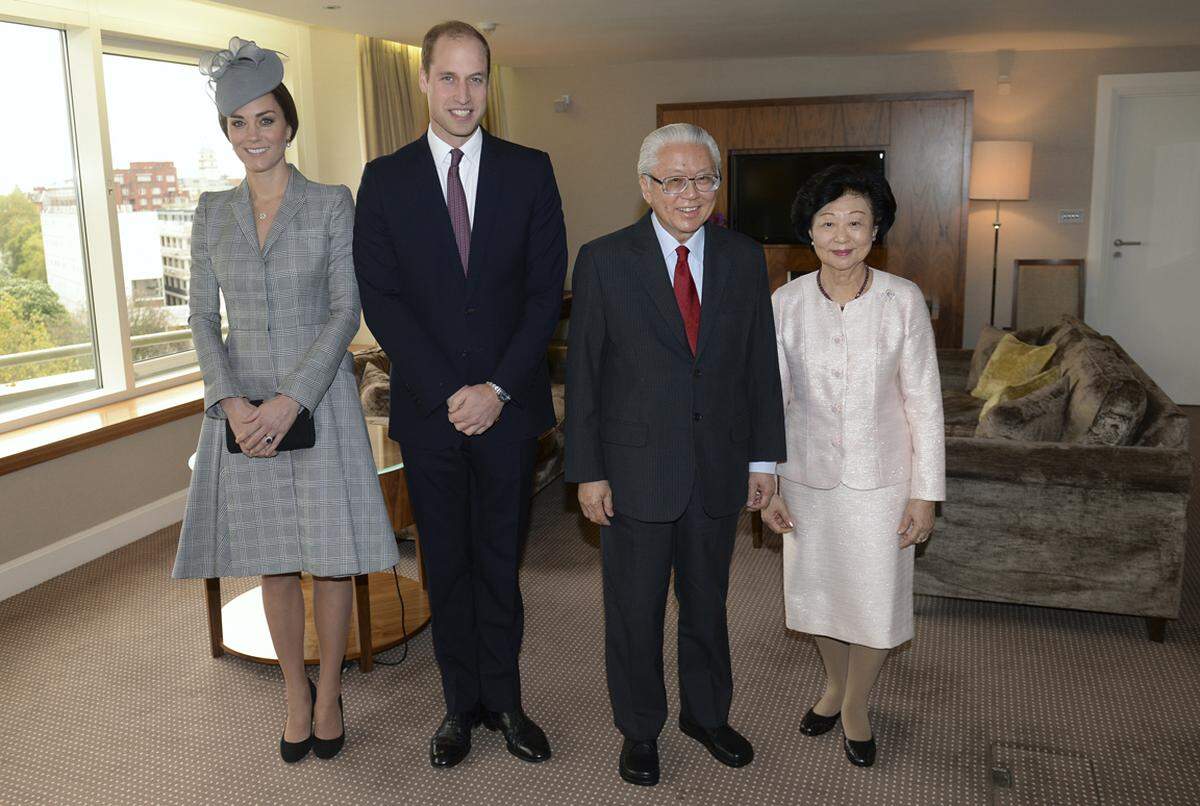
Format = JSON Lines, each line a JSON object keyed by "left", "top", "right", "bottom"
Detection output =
{"left": 631, "top": 214, "right": 692, "bottom": 356}
{"left": 261, "top": 166, "right": 308, "bottom": 258}
{"left": 229, "top": 181, "right": 259, "bottom": 257}
{"left": 465, "top": 131, "right": 500, "bottom": 296}
{"left": 694, "top": 223, "right": 729, "bottom": 360}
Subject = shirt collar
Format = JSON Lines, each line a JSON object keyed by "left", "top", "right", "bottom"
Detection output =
{"left": 650, "top": 212, "right": 705, "bottom": 265}
{"left": 427, "top": 125, "right": 484, "bottom": 167}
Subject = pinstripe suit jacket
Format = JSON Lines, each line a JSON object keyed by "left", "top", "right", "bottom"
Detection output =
{"left": 173, "top": 166, "right": 399, "bottom": 579}
{"left": 564, "top": 213, "right": 787, "bottom": 522}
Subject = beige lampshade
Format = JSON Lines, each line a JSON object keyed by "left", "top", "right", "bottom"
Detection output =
{"left": 969, "top": 140, "right": 1033, "bottom": 201}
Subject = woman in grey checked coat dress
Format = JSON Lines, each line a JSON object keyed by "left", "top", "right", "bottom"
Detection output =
{"left": 173, "top": 38, "right": 399, "bottom": 763}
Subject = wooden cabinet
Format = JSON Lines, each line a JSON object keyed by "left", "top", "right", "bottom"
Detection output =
{"left": 658, "top": 92, "right": 972, "bottom": 347}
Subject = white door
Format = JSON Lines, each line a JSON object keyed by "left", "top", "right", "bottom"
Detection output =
{"left": 1088, "top": 72, "right": 1200, "bottom": 405}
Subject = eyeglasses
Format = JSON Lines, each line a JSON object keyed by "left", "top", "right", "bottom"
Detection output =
{"left": 642, "top": 173, "right": 722, "bottom": 196}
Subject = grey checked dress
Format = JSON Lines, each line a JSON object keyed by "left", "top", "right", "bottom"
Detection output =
{"left": 173, "top": 166, "right": 400, "bottom": 578}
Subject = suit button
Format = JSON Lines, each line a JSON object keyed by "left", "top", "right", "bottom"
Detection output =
{"left": 693, "top": 369, "right": 702, "bottom": 378}
{"left": 693, "top": 413, "right": 702, "bottom": 422}
{"left": 460, "top": 350, "right": 469, "bottom": 358}
{"left": 465, "top": 307, "right": 476, "bottom": 315}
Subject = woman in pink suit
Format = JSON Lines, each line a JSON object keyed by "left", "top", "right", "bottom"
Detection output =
{"left": 761, "top": 165, "right": 945, "bottom": 768}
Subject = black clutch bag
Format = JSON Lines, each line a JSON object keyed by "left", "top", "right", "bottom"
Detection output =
{"left": 225, "top": 400, "right": 316, "bottom": 454}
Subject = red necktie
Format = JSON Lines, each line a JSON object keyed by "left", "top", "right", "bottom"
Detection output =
{"left": 674, "top": 245, "right": 700, "bottom": 354}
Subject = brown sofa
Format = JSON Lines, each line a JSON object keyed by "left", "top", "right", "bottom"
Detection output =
{"left": 916, "top": 317, "right": 1192, "bottom": 640}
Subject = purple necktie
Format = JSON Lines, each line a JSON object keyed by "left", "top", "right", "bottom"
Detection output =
{"left": 447, "top": 148, "right": 470, "bottom": 274}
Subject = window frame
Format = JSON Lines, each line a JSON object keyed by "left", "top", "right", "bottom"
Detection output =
{"left": 0, "top": 13, "right": 309, "bottom": 435}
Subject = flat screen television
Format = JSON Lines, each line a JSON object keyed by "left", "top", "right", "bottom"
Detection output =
{"left": 728, "top": 150, "right": 886, "bottom": 244}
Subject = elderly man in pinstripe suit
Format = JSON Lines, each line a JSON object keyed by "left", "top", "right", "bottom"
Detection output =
{"left": 565, "top": 123, "right": 786, "bottom": 786}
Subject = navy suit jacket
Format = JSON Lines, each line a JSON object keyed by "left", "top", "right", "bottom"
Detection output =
{"left": 564, "top": 214, "right": 787, "bottom": 521}
{"left": 353, "top": 131, "right": 568, "bottom": 450}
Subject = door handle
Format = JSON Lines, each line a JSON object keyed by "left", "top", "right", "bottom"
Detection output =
{"left": 1113, "top": 239, "right": 1142, "bottom": 247}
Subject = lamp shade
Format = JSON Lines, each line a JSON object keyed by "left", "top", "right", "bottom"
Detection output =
{"left": 969, "top": 140, "right": 1033, "bottom": 201}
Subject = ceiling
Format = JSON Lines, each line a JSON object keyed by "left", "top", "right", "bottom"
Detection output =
{"left": 213, "top": 0, "right": 1200, "bottom": 67}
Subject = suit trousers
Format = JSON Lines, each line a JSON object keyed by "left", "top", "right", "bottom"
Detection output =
{"left": 601, "top": 476, "right": 740, "bottom": 741}
{"left": 402, "top": 436, "right": 537, "bottom": 715}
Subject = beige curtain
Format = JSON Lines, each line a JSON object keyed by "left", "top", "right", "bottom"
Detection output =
{"left": 358, "top": 35, "right": 507, "bottom": 161}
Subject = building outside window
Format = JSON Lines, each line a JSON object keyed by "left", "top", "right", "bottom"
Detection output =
{"left": 103, "top": 53, "right": 240, "bottom": 383}
{"left": 0, "top": 22, "right": 100, "bottom": 418}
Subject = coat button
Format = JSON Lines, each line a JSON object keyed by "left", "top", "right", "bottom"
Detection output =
{"left": 460, "top": 350, "right": 469, "bottom": 358}
{"left": 466, "top": 307, "right": 476, "bottom": 315}
{"left": 693, "top": 369, "right": 702, "bottom": 377}
{"left": 693, "top": 413, "right": 702, "bottom": 421}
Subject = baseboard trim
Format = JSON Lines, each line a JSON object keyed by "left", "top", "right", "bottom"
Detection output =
{"left": 0, "top": 488, "right": 188, "bottom": 602}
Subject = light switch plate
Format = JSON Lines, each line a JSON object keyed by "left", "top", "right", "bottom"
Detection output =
{"left": 1059, "top": 209, "right": 1085, "bottom": 224}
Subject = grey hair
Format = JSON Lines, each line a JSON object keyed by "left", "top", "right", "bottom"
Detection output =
{"left": 636, "top": 123, "right": 721, "bottom": 178}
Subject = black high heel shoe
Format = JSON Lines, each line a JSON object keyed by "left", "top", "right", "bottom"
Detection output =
{"left": 799, "top": 707, "right": 840, "bottom": 737}
{"left": 312, "top": 685, "right": 345, "bottom": 760}
{"left": 280, "top": 679, "right": 315, "bottom": 763}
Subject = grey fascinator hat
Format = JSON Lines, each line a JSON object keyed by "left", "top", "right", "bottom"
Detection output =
{"left": 199, "top": 37, "right": 285, "bottom": 116}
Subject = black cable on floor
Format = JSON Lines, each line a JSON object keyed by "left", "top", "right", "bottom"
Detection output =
{"left": 365, "top": 564, "right": 410, "bottom": 667}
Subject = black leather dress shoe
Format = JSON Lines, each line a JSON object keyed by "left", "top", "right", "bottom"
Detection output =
{"left": 619, "top": 739, "right": 660, "bottom": 786}
{"left": 430, "top": 711, "right": 480, "bottom": 768}
{"left": 482, "top": 709, "right": 551, "bottom": 763}
{"left": 679, "top": 715, "right": 754, "bottom": 768}
{"left": 843, "top": 734, "right": 877, "bottom": 767}
{"left": 799, "top": 707, "right": 840, "bottom": 737}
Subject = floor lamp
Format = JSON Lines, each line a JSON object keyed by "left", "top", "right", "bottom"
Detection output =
{"left": 969, "top": 141, "right": 1033, "bottom": 326}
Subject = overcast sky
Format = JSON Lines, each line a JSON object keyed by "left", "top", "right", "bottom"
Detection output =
{"left": 0, "top": 21, "right": 244, "bottom": 194}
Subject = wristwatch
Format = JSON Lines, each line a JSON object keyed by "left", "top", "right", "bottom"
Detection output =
{"left": 486, "top": 381, "right": 511, "bottom": 403}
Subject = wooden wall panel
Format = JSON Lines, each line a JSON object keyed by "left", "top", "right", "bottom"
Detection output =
{"left": 885, "top": 99, "right": 969, "bottom": 347}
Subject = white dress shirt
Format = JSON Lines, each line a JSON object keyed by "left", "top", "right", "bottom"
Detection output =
{"left": 650, "top": 213, "right": 776, "bottom": 476}
{"left": 426, "top": 125, "right": 483, "bottom": 226}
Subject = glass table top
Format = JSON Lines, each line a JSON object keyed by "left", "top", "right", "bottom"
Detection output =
{"left": 366, "top": 419, "right": 404, "bottom": 475}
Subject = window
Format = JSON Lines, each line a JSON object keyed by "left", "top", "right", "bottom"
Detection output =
{"left": 102, "top": 53, "right": 240, "bottom": 385}
{"left": 0, "top": 21, "right": 100, "bottom": 420}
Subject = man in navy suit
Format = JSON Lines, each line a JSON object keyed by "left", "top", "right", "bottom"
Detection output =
{"left": 353, "top": 20, "right": 567, "bottom": 769}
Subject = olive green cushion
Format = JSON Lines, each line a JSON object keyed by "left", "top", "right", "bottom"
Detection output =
{"left": 972, "top": 334, "right": 1057, "bottom": 400}
{"left": 967, "top": 325, "right": 1048, "bottom": 392}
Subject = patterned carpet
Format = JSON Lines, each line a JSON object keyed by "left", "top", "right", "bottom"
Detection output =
{"left": 2, "top": 413, "right": 1198, "bottom": 805}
